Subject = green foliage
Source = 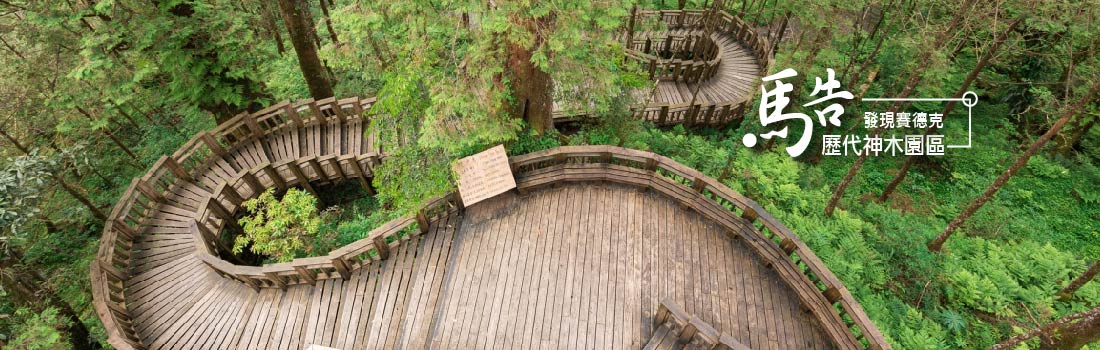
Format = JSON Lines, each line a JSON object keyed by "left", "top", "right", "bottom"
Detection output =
{"left": 235, "top": 188, "right": 324, "bottom": 263}
{"left": 507, "top": 128, "right": 564, "bottom": 155}
{"left": 5, "top": 308, "right": 71, "bottom": 350}
{"left": 0, "top": 153, "right": 54, "bottom": 237}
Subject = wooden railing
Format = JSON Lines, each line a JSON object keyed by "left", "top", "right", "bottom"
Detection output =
{"left": 91, "top": 96, "right": 377, "bottom": 350}
{"left": 592, "top": 9, "right": 774, "bottom": 127}
{"left": 191, "top": 190, "right": 461, "bottom": 291}
{"left": 508, "top": 146, "right": 891, "bottom": 350}
{"left": 653, "top": 298, "right": 752, "bottom": 350}
{"left": 627, "top": 32, "right": 723, "bottom": 83}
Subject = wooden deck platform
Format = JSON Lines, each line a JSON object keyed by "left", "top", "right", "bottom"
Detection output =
{"left": 127, "top": 183, "right": 833, "bottom": 350}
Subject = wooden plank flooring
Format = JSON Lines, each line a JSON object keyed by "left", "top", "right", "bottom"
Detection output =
{"left": 128, "top": 176, "right": 833, "bottom": 349}
{"left": 649, "top": 28, "right": 761, "bottom": 107}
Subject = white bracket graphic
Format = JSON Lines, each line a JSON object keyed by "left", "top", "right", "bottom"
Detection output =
{"left": 860, "top": 91, "right": 978, "bottom": 148}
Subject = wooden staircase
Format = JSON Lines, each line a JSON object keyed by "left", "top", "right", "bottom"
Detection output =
{"left": 644, "top": 298, "right": 752, "bottom": 350}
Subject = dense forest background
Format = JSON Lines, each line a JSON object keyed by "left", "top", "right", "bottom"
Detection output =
{"left": 0, "top": 0, "right": 1099, "bottom": 349}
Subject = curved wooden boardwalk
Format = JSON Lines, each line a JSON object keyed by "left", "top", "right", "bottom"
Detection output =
{"left": 91, "top": 9, "right": 890, "bottom": 350}
{"left": 554, "top": 9, "right": 770, "bottom": 127}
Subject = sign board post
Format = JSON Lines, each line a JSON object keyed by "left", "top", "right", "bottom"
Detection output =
{"left": 451, "top": 145, "right": 517, "bottom": 206}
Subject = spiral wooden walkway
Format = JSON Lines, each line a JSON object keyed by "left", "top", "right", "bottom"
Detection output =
{"left": 554, "top": 9, "right": 771, "bottom": 127}
{"left": 91, "top": 9, "right": 889, "bottom": 350}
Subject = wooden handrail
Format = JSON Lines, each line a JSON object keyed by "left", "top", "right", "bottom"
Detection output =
{"left": 627, "top": 32, "right": 724, "bottom": 83}
{"left": 91, "top": 96, "right": 378, "bottom": 350}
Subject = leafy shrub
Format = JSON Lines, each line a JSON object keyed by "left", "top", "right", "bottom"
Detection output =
{"left": 235, "top": 188, "right": 325, "bottom": 263}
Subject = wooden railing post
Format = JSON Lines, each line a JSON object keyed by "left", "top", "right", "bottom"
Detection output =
{"left": 200, "top": 132, "right": 228, "bottom": 158}
{"left": 331, "top": 258, "right": 351, "bottom": 280}
{"left": 163, "top": 157, "right": 193, "bottom": 182}
{"left": 135, "top": 180, "right": 164, "bottom": 203}
{"left": 263, "top": 271, "right": 287, "bottom": 290}
{"left": 373, "top": 236, "right": 391, "bottom": 260}
{"left": 416, "top": 210, "right": 431, "bottom": 234}
{"left": 308, "top": 99, "right": 326, "bottom": 125}
{"left": 243, "top": 113, "right": 264, "bottom": 139}
{"left": 294, "top": 266, "right": 317, "bottom": 285}
{"left": 740, "top": 207, "right": 758, "bottom": 222}
{"left": 284, "top": 103, "right": 304, "bottom": 129}
{"left": 287, "top": 160, "right": 317, "bottom": 196}
{"left": 691, "top": 177, "right": 707, "bottom": 192}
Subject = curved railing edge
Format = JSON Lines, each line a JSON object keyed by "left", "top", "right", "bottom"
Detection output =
{"left": 91, "top": 96, "right": 378, "bottom": 350}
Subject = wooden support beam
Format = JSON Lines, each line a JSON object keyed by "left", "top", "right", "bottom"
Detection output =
{"left": 222, "top": 184, "right": 245, "bottom": 206}
{"left": 242, "top": 172, "right": 265, "bottom": 195}
{"left": 262, "top": 164, "right": 287, "bottom": 192}
{"left": 327, "top": 157, "right": 347, "bottom": 180}
{"left": 349, "top": 157, "right": 374, "bottom": 195}
{"left": 307, "top": 158, "right": 327, "bottom": 182}
{"left": 207, "top": 197, "right": 243, "bottom": 235}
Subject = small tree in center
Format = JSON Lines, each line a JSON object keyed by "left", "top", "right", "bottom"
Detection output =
{"left": 234, "top": 188, "right": 321, "bottom": 263}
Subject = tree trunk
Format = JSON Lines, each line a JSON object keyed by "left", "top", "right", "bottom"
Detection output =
{"left": 988, "top": 305, "right": 1100, "bottom": 350}
{"left": 1059, "top": 261, "right": 1100, "bottom": 301}
{"left": 0, "top": 248, "right": 100, "bottom": 350}
{"left": 54, "top": 175, "right": 107, "bottom": 221}
{"left": 75, "top": 106, "right": 139, "bottom": 160}
{"left": 880, "top": 16, "right": 1022, "bottom": 201}
{"left": 929, "top": 78, "right": 1100, "bottom": 252}
{"left": 1055, "top": 115, "right": 1096, "bottom": 155}
{"left": 824, "top": 0, "right": 975, "bottom": 216}
{"left": 504, "top": 15, "right": 555, "bottom": 135}
{"left": 318, "top": 0, "right": 339, "bottom": 44}
{"left": 278, "top": 0, "right": 334, "bottom": 100}
{"left": 260, "top": 0, "right": 286, "bottom": 55}
{"left": 0, "top": 127, "right": 30, "bottom": 154}
{"left": 771, "top": 11, "right": 790, "bottom": 53}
